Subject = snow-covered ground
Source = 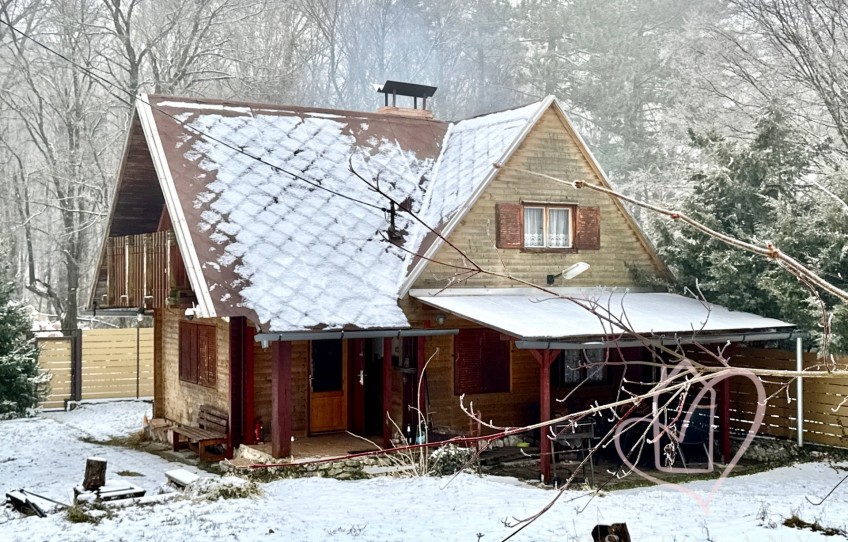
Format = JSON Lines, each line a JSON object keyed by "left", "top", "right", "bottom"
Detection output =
{"left": 1, "top": 401, "right": 847, "bottom": 541}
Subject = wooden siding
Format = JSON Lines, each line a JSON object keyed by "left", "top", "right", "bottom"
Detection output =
{"left": 157, "top": 308, "right": 230, "bottom": 425}
{"left": 38, "top": 338, "right": 74, "bottom": 410}
{"left": 731, "top": 347, "right": 848, "bottom": 448}
{"left": 80, "top": 328, "right": 153, "bottom": 401}
{"left": 413, "top": 108, "right": 663, "bottom": 290}
{"left": 103, "top": 230, "right": 191, "bottom": 310}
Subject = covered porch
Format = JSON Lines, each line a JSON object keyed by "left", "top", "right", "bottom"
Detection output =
{"left": 414, "top": 288, "right": 798, "bottom": 483}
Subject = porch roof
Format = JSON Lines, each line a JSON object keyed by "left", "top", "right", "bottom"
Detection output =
{"left": 412, "top": 288, "right": 796, "bottom": 345}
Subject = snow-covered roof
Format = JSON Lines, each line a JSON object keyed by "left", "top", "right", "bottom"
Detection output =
{"left": 140, "top": 96, "right": 448, "bottom": 331}
{"left": 413, "top": 289, "right": 795, "bottom": 341}
{"left": 404, "top": 99, "right": 550, "bottom": 284}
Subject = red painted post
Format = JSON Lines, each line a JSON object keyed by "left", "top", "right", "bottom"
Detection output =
{"left": 417, "top": 336, "right": 426, "bottom": 436}
{"left": 722, "top": 378, "right": 731, "bottom": 463}
{"left": 271, "top": 340, "right": 292, "bottom": 458}
{"left": 244, "top": 325, "right": 255, "bottom": 445}
{"left": 530, "top": 349, "right": 559, "bottom": 484}
{"left": 383, "top": 337, "right": 393, "bottom": 448}
{"left": 228, "top": 317, "right": 245, "bottom": 458}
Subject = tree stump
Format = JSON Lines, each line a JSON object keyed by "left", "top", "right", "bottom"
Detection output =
{"left": 591, "top": 523, "right": 631, "bottom": 542}
{"left": 83, "top": 457, "right": 107, "bottom": 491}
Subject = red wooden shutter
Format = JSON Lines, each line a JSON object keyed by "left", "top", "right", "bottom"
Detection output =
{"left": 496, "top": 203, "right": 523, "bottom": 249}
{"left": 198, "top": 325, "right": 217, "bottom": 387}
{"left": 482, "top": 330, "right": 510, "bottom": 393}
{"left": 179, "top": 321, "right": 190, "bottom": 381}
{"left": 574, "top": 206, "right": 600, "bottom": 250}
{"left": 454, "top": 329, "right": 484, "bottom": 395}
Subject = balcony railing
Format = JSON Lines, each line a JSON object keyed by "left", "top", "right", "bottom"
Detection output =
{"left": 102, "top": 230, "right": 192, "bottom": 309}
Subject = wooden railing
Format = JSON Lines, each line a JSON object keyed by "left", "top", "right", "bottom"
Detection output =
{"left": 102, "top": 230, "right": 191, "bottom": 309}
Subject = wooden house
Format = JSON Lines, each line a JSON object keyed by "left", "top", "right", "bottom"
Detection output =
{"left": 90, "top": 83, "right": 795, "bottom": 481}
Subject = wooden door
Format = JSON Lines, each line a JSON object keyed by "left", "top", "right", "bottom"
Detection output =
{"left": 309, "top": 339, "right": 347, "bottom": 433}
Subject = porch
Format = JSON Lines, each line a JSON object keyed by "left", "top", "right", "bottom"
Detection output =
{"left": 235, "top": 432, "right": 384, "bottom": 465}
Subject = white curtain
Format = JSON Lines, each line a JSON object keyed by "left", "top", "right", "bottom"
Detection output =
{"left": 548, "top": 208, "right": 570, "bottom": 247}
{"left": 524, "top": 207, "right": 544, "bottom": 247}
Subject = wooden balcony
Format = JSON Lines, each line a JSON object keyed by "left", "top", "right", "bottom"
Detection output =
{"left": 100, "top": 230, "right": 193, "bottom": 309}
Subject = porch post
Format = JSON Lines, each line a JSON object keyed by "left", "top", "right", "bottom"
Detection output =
{"left": 530, "top": 349, "right": 560, "bottom": 484}
{"left": 417, "top": 335, "right": 426, "bottom": 436}
{"left": 244, "top": 325, "right": 256, "bottom": 445}
{"left": 228, "top": 317, "right": 246, "bottom": 457}
{"left": 383, "top": 337, "right": 393, "bottom": 448}
{"left": 271, "top": 340, "right": 293, "bottom": 458}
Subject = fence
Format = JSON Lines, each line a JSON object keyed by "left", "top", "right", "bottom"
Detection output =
{"left": 730, "top": 347, "right": 848, "bottom": 448}
{"left": 37, "top": 327, "right": 154, "bottom": 410}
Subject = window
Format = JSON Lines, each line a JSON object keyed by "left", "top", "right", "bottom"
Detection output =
{"left": 179, "top": 321, "right": 217, "bottom": 388}
{"left": 454, "top": 328, "right": 510, "bottom": 395}
{"left": 496, "top": 203, "right": 600, "bottom": 251}
{"left": 552, "top": 349, "right": 607, "bottom": 386}
{"left": 524, "top": 206, "right": 571, "bottom": 248}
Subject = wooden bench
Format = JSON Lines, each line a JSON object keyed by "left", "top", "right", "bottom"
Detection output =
{"left": 171, "top": 405, "right": 228, "bottom": 462}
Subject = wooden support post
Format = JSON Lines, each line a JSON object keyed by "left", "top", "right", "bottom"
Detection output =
{"left": 530, "top": 349, "right": 560, "bottom": 484}
{"left": 383, "top": 337, "right": 393, "bottom": 448}
{"left": 271, "top": 340, "right": 292, "bottom": 458}
{"left": 228, "top": 317, "right": 245, "bottom": 457}
{"left": 244, "top": 325, "right": 255, "bottom": 445}
{"left": 71, "top": 329, "right": 83, "bottom": 402}
{"left": 83, "top": 457, "right": 107, "bottom": 491}
{"left": 416, "top": 335, "right": 426, "bottom": 437}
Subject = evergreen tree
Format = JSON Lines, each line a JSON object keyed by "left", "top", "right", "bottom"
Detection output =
{"left": 655, "top": 107, "right": 848, "bottom": 351}
{"left": 0, "top": 270, "right": 45, "bottom": 419}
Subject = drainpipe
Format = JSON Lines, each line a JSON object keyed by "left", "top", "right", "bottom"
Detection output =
{"left": 796, "top": 337, "right": 803, "bottom": 447}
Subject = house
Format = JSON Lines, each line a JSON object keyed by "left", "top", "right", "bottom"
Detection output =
{"left": 90, "top": 82, "right": 796, "bottom": 482}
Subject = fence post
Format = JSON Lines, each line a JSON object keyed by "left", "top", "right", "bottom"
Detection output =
{"left": 796, "top": 337, "right": 803, "bottom": 447}
{"left": 136, "top": 323, "right": 141, "bottom": 399}
{"left": 71, "top": 329, "right": 83, "bottom": 403}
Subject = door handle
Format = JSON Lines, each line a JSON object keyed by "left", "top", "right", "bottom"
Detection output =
{"left": 358, "top": 370, "right": 366, "bottom": 386}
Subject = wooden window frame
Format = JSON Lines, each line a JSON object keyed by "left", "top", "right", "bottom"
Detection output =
{"left": 179, "top": 321, "right": 217, "bottom": 388}
{"left": 522, "top": 203, "right": 576, "bottom": 252}
{"left": 453, "top": 328, "right": 511, "bottom": 395}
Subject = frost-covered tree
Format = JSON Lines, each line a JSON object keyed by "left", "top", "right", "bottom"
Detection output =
{"left": 0, "top": 268, "right": 45, "bottom": 419}
{"left": 655, "top": 107, "right": 848, "bottom": 351}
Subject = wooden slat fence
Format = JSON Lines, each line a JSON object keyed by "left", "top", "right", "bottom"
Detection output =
{"left": 37, "top": 328, "right": 154, "bottom": 409}
{"left": 38, "top": 337, "right": 74, "bottom": 409}
{"left": 730, "top": 347, "right": 848, "bottom": 447}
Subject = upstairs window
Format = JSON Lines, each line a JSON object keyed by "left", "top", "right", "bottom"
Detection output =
{"left": 496, "top": 202, "right": 599, "bottom": 251}
{"left": 524, "top": 206, "right": 571, "bottom": 248}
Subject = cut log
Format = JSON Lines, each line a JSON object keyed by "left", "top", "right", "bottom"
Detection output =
{"left": 83, "top": 457, "right": 107, "bottom": 491}
{"left": 591, "top": 523, "right": 631, "bottom": 542}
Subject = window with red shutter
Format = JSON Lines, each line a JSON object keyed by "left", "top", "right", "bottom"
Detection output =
{"left": 496, "top": 202, "right": 600, "bottom": 252}
{"left": 179, "top": 321, "right": 217, "bottom": 388}
{"left": 454, "top": 328, "right": 510, "bottom": 395}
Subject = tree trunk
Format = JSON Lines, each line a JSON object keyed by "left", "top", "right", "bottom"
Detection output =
{"left": 83, "top": 457, "right": 107, "bottom": 491}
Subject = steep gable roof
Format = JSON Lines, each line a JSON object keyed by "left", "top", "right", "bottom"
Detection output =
{"left": 136, "top": 95, "right": 447, "bottom": 332}
{"left": 399, "top": 97, "right": 669, "bottom": 293}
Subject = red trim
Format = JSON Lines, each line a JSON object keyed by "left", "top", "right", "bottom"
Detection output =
{"left": 382, "top": 337, "right": 393, "bottom": 448}
{"left": 350, "top": 339, "right": 366, "bottom": 433}
{"left": 271, "top": 341, "right": 293, "bottom": 458}
{"left": 244, "top": 325, "right": 256, "bottom": 445}
{"left": 227, "top": 317, "right": 245, "bottom": 459}
{"left": 530, "top": 349, "right": 560, "bottom": 484}
{"left": 417, "top": 336, "right": 426, "bottom": 430}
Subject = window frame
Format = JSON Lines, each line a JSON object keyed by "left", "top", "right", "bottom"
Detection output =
{"left": 522, "top": 203, "right": 576, "bottom": 251}
{"left": 179, "top": 321, "right": 217, "bottom": 388}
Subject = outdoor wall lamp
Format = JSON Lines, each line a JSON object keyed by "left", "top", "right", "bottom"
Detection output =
{"left": 435, "top": 313, "right": 446, "bottom": 326}
{"left": 260, "top": 339, "right": 270, "bottom": 349}
{"left": 562, "top": 261, "right": 590, "bottom": 280}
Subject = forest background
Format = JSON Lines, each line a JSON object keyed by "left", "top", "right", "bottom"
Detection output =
{"left": 1, "top": 0, "right": 846, "bottom": 351}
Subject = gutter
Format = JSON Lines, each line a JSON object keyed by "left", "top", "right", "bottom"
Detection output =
{"left": 255, "top": 328, "right": 459, "bottom": 344}
{"left": 515, "top": 330, "right": 804, "bottom": 350}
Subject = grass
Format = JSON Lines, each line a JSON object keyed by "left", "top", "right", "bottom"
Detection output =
{"left": 65, "top": 503, "right": 113, "bottom": 525}
{"left": 115, "top": 470, "right": 143, "bottom": 477}
{"left": 783, "top": 514, "right": 847, "bottom": 537}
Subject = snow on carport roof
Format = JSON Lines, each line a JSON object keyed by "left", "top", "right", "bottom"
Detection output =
{"left": 412, "top": 289, "right": 795, "bottom": 341}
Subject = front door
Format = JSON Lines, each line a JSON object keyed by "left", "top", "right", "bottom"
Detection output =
{"left": 309, "top": 339, "right": 347, "bottom": 433}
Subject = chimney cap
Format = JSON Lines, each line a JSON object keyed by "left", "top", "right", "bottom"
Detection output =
{"left": 376, "top": 80, "right": 437, "bottom": 99}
